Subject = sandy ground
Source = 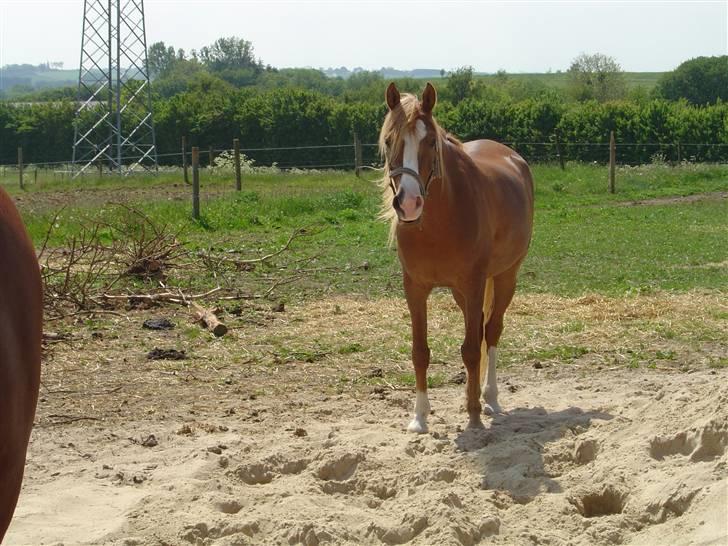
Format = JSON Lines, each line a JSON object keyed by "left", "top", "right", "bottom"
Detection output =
{"left": 5, "top": 293, "right": 728, "bottom": 546}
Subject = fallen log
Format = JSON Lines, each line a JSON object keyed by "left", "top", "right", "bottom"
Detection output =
{"left": 191, "top": 302, "right": 228, "bottom": 337}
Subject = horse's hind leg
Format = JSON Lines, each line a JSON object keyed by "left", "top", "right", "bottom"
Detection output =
{"left": 482, "top": 263, "right": 522, "bottom": 415}
{"left": 404, "top": 274, "right": 432, "bottom": 433}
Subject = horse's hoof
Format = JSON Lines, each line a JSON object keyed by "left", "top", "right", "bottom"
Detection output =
{"left": 466, "top": 416, "right": 485, "bottom": 430}
{"left": 407, "top": 418, "right": 428, "bottom": 434}
{"left": 483, "top": 402, "right": 505, "bottom": 416}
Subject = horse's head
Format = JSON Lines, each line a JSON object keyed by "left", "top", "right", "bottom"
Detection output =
{"left": 380, "top": 82, "right": 442, "bottom": 223}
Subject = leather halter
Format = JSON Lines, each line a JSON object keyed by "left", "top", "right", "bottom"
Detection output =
{"left": 387, "top": 150, "right": 441, "bottom": 198}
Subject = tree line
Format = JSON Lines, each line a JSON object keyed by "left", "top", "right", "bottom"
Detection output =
{"left": 3, "top": 90, "right": 726, "bottom": 166}
{"left": 1, "top": 37, "right": 726, "bottom": 166}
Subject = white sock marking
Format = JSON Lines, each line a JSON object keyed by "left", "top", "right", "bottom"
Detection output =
{"left": 407, "top": 389, "right": 430, "bottom": 433}
{"left": 483, "top": 347, "right": 502, "bottom": 414}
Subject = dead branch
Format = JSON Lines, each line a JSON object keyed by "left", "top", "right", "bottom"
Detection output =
{"left": 196, "top": 226, "right": 314, "bottom": 267}
{"left": 191, "top": 302, "right": 228, "bottom": 337}
{"left": 44, "top": 415, "right": 102, "bottom": 426}
{"left": 102, "top": 286, "right": 222, "bottom": 305}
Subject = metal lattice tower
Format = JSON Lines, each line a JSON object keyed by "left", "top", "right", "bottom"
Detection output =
{"left": 72, "top": 0, "right": 157, "bottom": 177}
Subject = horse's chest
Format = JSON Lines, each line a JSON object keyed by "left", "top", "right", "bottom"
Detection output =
{"left": 397, "top": 234, "right": 480, "bottom": 286}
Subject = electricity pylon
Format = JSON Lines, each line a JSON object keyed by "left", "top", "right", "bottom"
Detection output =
{"left": 72, "top": 0, "right": 158, "bottom": 177}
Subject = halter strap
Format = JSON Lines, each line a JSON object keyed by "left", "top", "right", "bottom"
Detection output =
{"left": 388, "top": 152, "right": 441, "bottom": 197}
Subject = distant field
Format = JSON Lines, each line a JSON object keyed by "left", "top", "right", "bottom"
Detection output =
{"left": 474, "top": 71, "right": 666, "bottom": 90}
{"left": 0, "top": 67, "right": 666, "bottom": 94}
{"left": 4, "top": 162, "right": 726, "bottom": 299}
{"left": 0, "top": 67, "right": 78, "bottom": 91}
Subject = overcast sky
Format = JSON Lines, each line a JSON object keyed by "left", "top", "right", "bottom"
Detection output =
{"left": 0, "top": 0, "right": 726, "bottom": 72}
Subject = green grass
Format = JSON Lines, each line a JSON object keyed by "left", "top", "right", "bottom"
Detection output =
{"left": 8, "top": 163, "right": 728, "bottom": 300}
{"left": 392, "top": 372, "right": 448, "bottom": 389}
{"left": 528, "top": 346, "right": 590, "bottom": 362}
{"left": 474, "top": 71, "right": 665, "bottom": 91}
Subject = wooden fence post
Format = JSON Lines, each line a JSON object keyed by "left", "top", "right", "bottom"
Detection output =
{"left": 182, "top": 136, "right": 189, "bottom": 184}
{"left": 34, "top": 168, "right": 38, "bottom": 185}
{"left": 609, "top": 131, "right": 616, "bottom": 194}
{"left": 192, "top": 147, "right": 200, "bottom": 219}
{"left": 676, "top": 142, "right": 682, "bottom": 164}
{"left": 233, "top": 138, "right": 242, "bottom": 191}
{"left": 554, "top": 132, "right": 565, "bottom": 170}
{"left": 18, "top": 147, "right": 24, "bottom": 189}
{"left": 354, "top": 132, "right": 362, "bottom": 177}
{"left": 209, "top": 146, "right": 214, "bottom": 168}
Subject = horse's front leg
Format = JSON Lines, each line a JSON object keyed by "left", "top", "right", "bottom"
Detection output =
{"left": 461, "top": 281, "right": 486, "bottom": 429}
{"left": 403, "top": 274, "right": 432, "bottom": 434}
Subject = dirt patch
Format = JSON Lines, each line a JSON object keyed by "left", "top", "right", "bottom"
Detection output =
{"left": 5, "top": 292, "right": 728, "bottom": 545}
{"left": 620, "top": 191, "right": 728, "bottom": 207}
{"left": 12, "top": 182, "right": 237, "bottom": 214}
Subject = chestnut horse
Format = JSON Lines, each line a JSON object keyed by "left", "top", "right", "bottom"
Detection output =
{"left": 0, "top": 186, "right": 42, "bottom": 540}
{"left": 380, "top": 82, "right": 534, "bottom": 432}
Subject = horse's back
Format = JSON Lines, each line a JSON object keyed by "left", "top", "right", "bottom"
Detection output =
{"left": 463, "top": 138, "right": 534, "bottom": 214}
{"left": 464, "top": 139, "right": 533, "bottom": 196}
{"left": 0, "top": 187, "right": 42, "bottom": 540}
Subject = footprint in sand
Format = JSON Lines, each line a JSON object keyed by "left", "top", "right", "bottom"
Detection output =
{"left": 233, "top": 454, "right": 311, "bottom": 485}
{"left": 568, "top": 484, "right": 628, "bottom": 518}
{"left": 315, "top": 451, "right": 364, "bottom": 482}
{"left": 649, "top": 419, "right": 728, "bottom": 462}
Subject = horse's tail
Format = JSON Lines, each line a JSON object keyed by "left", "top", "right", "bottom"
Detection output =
{"left": 479, "top": 277, "right": 495, "bottom": 387}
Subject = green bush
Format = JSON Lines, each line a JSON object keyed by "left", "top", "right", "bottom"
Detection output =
{"left": 3, "top": 89, "right": 727, "bottom": 167}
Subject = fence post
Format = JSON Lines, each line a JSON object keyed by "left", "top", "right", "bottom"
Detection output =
{"left": 209, "top": 146, "right": 214, "bottom": 168}
{"left": 192, "top": 147, "right": 200, "bottom": 219}
{"left": 18, "top": 147, "right": 24, "bottom": 190}
{"left": 97, "top": 159, "right": 103, "bottom": 178}
{"left": 554, "top": 132, "right": 565, "bottom": 170}
{"left": 234, "top": 138, "right": 242, "bottom": 191}
{"left": 354, "top": 132, "right": 362, "bottom": 177}
{"left": 182, "top": 136, "right": 189, "bottom": 184}
{"left": 676, "top": 142, "right": 682, "bottom": 164}
{"left": 34, "top": 168, "right": 38, "bottom": 185}
{"left": 609, "top": 131, "right": 616, "bottom": 194}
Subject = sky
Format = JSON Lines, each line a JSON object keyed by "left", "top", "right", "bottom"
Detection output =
{"left": 0, "top": 0, "right": 726, "bottom": 73}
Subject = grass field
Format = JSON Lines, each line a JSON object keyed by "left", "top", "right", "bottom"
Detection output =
{"left": 5, "top": 162, "right": 727, "bottom": 302}
{"left": 473, "top": 71, "right": 666, "bottom": 91}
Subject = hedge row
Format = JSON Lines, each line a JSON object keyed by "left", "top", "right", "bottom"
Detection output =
{"left": 1, "top": 89, "right": 727, "bottom": 166}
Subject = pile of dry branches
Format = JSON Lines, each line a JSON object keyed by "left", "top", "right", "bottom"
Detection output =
{"left": 39, "top": 205, "right": 315, "bottom": 321}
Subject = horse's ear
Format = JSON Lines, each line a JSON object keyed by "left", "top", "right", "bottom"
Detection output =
{"left": 422, "top": 82, "right": 437, "bottom": 114}
{"left": 386, "top": 82, "right": 400, "bottom": 110}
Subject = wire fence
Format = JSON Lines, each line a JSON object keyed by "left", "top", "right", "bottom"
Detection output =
{"left": 2, "top": 140, "right": 728, "bottom": 177}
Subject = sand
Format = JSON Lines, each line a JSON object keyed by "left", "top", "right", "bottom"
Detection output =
{"left": 5, "top": 293, "right": 727, "bottom": 545}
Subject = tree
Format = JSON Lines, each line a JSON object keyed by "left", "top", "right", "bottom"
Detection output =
{"left": 151, "top": 57, "right": 207, "bottom": 98}
{"left": 148, "top": 42, "right": 178, "bottom": 79}
{"left": 199, "top": 37, "right": 261, "bottom": 72}
{"left": 656, "top": 56, "right": 728, "bottom": 105}
{"left": 447, "top": 66, "right": 474, "bottom": 105}
{"left": 567, "top": 53, "right": 626, "bottom": 102}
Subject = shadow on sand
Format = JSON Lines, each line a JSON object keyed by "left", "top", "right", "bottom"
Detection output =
{"left": 455, "top": 406, "right": 613, "bottom": 503}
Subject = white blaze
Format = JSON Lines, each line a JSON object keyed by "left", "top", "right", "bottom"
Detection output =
{"left": 400, "top": 120, "right": 427, "bottom": 196}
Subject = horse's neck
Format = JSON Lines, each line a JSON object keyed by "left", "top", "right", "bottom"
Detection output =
{"left": 437, "top": 140, "right": 478, "bottom": 206}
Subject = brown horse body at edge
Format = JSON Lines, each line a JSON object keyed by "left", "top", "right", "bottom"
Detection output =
{"left": 0, "top": 186, "right": 42, "bottom": 540}
{"left": 380, "top": 82, "right": 534, "bottom": 432}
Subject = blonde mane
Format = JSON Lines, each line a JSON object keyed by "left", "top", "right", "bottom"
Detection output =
{"left": 378, "top": 93, "right": 460, "bottom": 243}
